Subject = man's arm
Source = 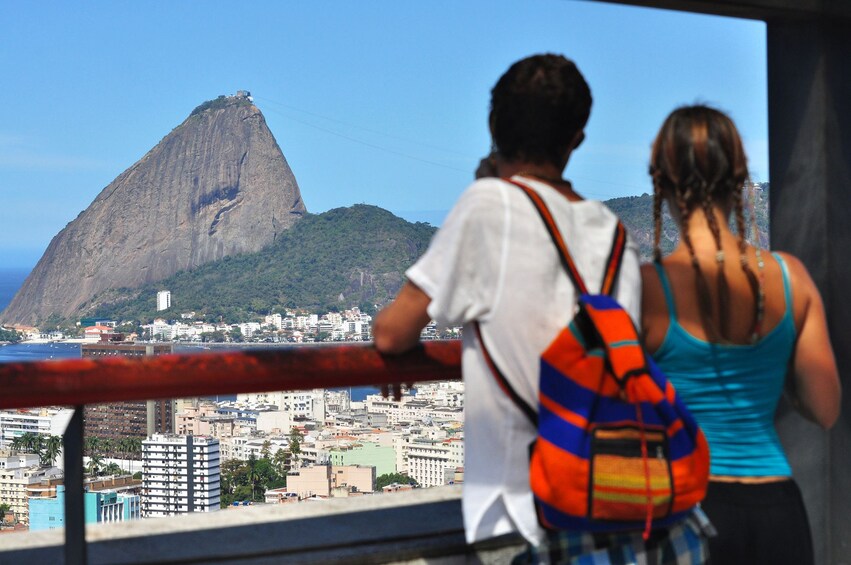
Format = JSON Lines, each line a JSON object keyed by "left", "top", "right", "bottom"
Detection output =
{"left": 373, "top": 282, "right": 432, "bottom": 354}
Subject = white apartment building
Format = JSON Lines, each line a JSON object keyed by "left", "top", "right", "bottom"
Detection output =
{"left": 237, "top": 390, "right": 325, "bottom": 422}
{"left": 324, "top": 390, "right": 351, "bottom": 415}
{"left": 220, "top": 436, "right": 289, "bottom": 462}
{"left": 406, "top": 438, "right": 464, "bottom": 488}
{"left": 414, "top": 381, "right": 465, "bottom": 408}
{"left": 392, "top": 431, "right": 412, "bottom": 475}
{"left": 141, "top": 434, "right": 220, "bottom": 517}
{"left": 363, "top": 395, "right": 440, "bottom": 427}
{"left": 264, "top": 313, "right": 283, "bottom": 330}
{"left": 0, "top": 461, "right": 62, "bottom": 525}
{"left": 156, "top": 290, "right": 171, "bottom": 311}
{"left": 0, "top": 408, "right": 74, "bottom": 449}
{"left": 237, "top": 322, "right": 262, "bottom": 338}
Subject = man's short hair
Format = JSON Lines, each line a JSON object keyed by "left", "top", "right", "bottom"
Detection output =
{"left": 490, "top": 54, "right": 592, "bottom": 166}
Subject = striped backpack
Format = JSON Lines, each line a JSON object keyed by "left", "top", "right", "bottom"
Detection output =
{"left": 476, "top": 179, "right": 710, "bottom": 537}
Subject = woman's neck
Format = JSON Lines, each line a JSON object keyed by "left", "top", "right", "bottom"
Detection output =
{"left": 676, "top": 205, "right": 738, "bottom": 248}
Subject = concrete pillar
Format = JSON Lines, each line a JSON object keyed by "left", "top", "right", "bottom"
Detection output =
{"left": 768, "top": 18, "right": 851, "bottom": 564}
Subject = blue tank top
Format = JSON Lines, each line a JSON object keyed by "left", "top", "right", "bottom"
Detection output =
{"left": 652, "top": 254, "right": 796, "bottom": 477}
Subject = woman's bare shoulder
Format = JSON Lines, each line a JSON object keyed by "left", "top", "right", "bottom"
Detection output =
{"left": 772, "top": 251, "right": 819, "bottom": 294}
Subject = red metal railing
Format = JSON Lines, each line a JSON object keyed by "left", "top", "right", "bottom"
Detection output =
{"left": 0, "top": 341, "right": 462, "bottom": 409}
{"left": 0, "top": 341, "right": 462, "bottom": 564}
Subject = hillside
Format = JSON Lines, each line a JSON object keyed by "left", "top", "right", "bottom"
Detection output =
{"left": 606, "top": 186, "right": 769, "bottom": 262}
{"left": 83, "top": 205, "right": 436, "bottom": 322}
{"left": 84, "top": 188, "right": 769, "bottom": 324}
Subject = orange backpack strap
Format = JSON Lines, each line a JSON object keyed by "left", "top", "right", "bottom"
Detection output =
{"left": 505, "top": 178, "right": 627, "bottom": 296}
{"left": 579, "top": 296, "right": 649, "bottom": 385}
{"left": 474, "top": 321, "right": 537, "bottom": 426}
{"left": 473, "top": 179, "right": 628, "bottom": 424}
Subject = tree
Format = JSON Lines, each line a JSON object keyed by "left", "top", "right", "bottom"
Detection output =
{"left": 21, "top": 432, "right": 43, "bottom": 453}
{"left": 9, "top": 435, "right": 26, "bottom": 453}
{"left": 201, "top": 331, "right": 226, "bottom": 343}
{"left": 376, "top": 473, "right": 418, "bottom": 490}
{"left": 0, "top": 503, "right": 10, "bottom": 515}
{"left": 40, "top": 435, "right": 63, "bottom": 467}
{"left": 0, "top": 328, "right": 22, "bottom": 343}
{"left": 260, "top": 440, "right": 272, "bottom": 461}
{"left": 84, "top": 436, "right": 102, "bottom": 457}
{"left": 273, "top": 448, "right": 288, "bottom": 477}
{"left": 103, "top": 462, "right": 125, "bottom": 476}
{"left": 288, "top": 428, "right": 303, "bottom": 468}
{"left": 220, "top": 459, "right": 248, "bottom": 508}
{"left": 246, "top": 453, "right": 262, "bottom": 501}
{"left": 126, "top": 437, "right": 143, "bottom": 460}
{"left": 86, "top": 455, "right": 104, "bottom": 476}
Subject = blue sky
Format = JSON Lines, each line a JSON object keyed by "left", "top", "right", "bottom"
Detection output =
{"left": 0, "top": 1, "right": 767, "bottom": 269}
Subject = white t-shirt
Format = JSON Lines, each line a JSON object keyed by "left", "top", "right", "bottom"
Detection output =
{"left": 406, "top": 175, "right": 641, "bottom": 546}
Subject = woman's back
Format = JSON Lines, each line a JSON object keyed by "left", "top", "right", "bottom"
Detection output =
{"left": 643, "top": 249, "right": 796, "bottom": 476}
{"left": 640, "top": 104, "right": 839, "bottom": 565}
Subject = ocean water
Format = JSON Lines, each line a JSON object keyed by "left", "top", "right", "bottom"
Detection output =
{"left": 0, "top": 267, "right": 29, "bottom": 313}
{"left": 0, "top": 342, "right": 81, "bottom": 362}
{"left": 0, "top": 268, "right": 381, "bottom": 399}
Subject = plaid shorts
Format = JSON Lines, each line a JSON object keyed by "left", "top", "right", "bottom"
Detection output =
{"left": 514, "top": 508, "right": 713, "bottom": 565}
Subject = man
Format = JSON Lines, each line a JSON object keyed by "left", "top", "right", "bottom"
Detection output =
{"left": 374, "top": 54, "right": 706, "bottom": 563}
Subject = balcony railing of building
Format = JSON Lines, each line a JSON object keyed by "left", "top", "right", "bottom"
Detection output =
{"left": 0, "top": 341, "right": 518, "bottom": 564}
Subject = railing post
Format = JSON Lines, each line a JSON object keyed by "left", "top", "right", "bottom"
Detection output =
{"left": 64, "top": 406, "right": 87, "bottom": 565}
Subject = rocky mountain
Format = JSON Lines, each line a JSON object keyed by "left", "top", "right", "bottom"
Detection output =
{"left": 1, "top": 95, "right": 306, "bottom": 325}
{"left": 85, "top": 204, "right": 436, "bottom": 322}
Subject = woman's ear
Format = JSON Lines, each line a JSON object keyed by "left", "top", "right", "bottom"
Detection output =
{"left": 572, "top": 130, "right": 585, "bottom": 150}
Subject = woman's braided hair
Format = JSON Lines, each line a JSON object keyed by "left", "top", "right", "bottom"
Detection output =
{"left": 650, "top": 105, "right": 758, "bottom": 343}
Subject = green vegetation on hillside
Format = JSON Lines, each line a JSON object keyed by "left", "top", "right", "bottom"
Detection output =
{"left": 605, "top": 186, "right": 769, "bottom": 262}
{"left": 0, "top": 328, "right": 22, "bottom": 343}
{"left": 85, "top": 205, "right": 436, "bottom": 323}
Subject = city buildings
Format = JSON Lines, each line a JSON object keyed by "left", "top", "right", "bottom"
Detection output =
{"left": 29, "top": 483, "right": 141, "bottom": 531}
{"left": 407, "top": 438, "right": 464, "bottom": 488}
{"left": 285, "top": 464, "right": 375, "bottom": 499}
{"left": 141, "top": 434, "right": 220, "bottom": 517}
{"left": 0, "top": 408, "right": 74, "bottom": 450}
{"left": 0, "top": 454, "right": 62, "bottom": 526}
{"left": 327, "top": 441, "right": 396, "bottom": 476}
{"left": 82, "top": 342, "right": 175, "bottom": 444}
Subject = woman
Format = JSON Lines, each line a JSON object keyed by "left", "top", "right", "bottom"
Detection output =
{"left": 641, "top": 105, "right": 841, "bottom": 564}
{"left": 375, "top": 54, "right": 709, "bottom": 564}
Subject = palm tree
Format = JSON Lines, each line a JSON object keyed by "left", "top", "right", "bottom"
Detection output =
{"left": 40, "top": 435, "right": 63, "bottom": 467}
{"left": 103, "top": 462, "right": 124, "bottom": 476}
{"left": 126, "top": 437, "right": 143, "bottom": 460}
{"left": 273, "top": 448, "right": 288, "bottom": 477}
{"left": 86, "top": 454, "right": 103, "bottom": 476}
{"left": 84, "top": 436, "right": 101, "bottom": 457}
{"left": 246, "top": 454, "right": 261, "bottom": 501}
{"left": 100, "top": 437, "right": 114, "bottom": 458}
{"left": 18, "top": 432, "right": 41, "bottom": 453}
{"left": 9, "top": 435, "right": 26, "bottom": 453}
{"left": 288, "top": 428, "right": 303, "bottom": 468}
